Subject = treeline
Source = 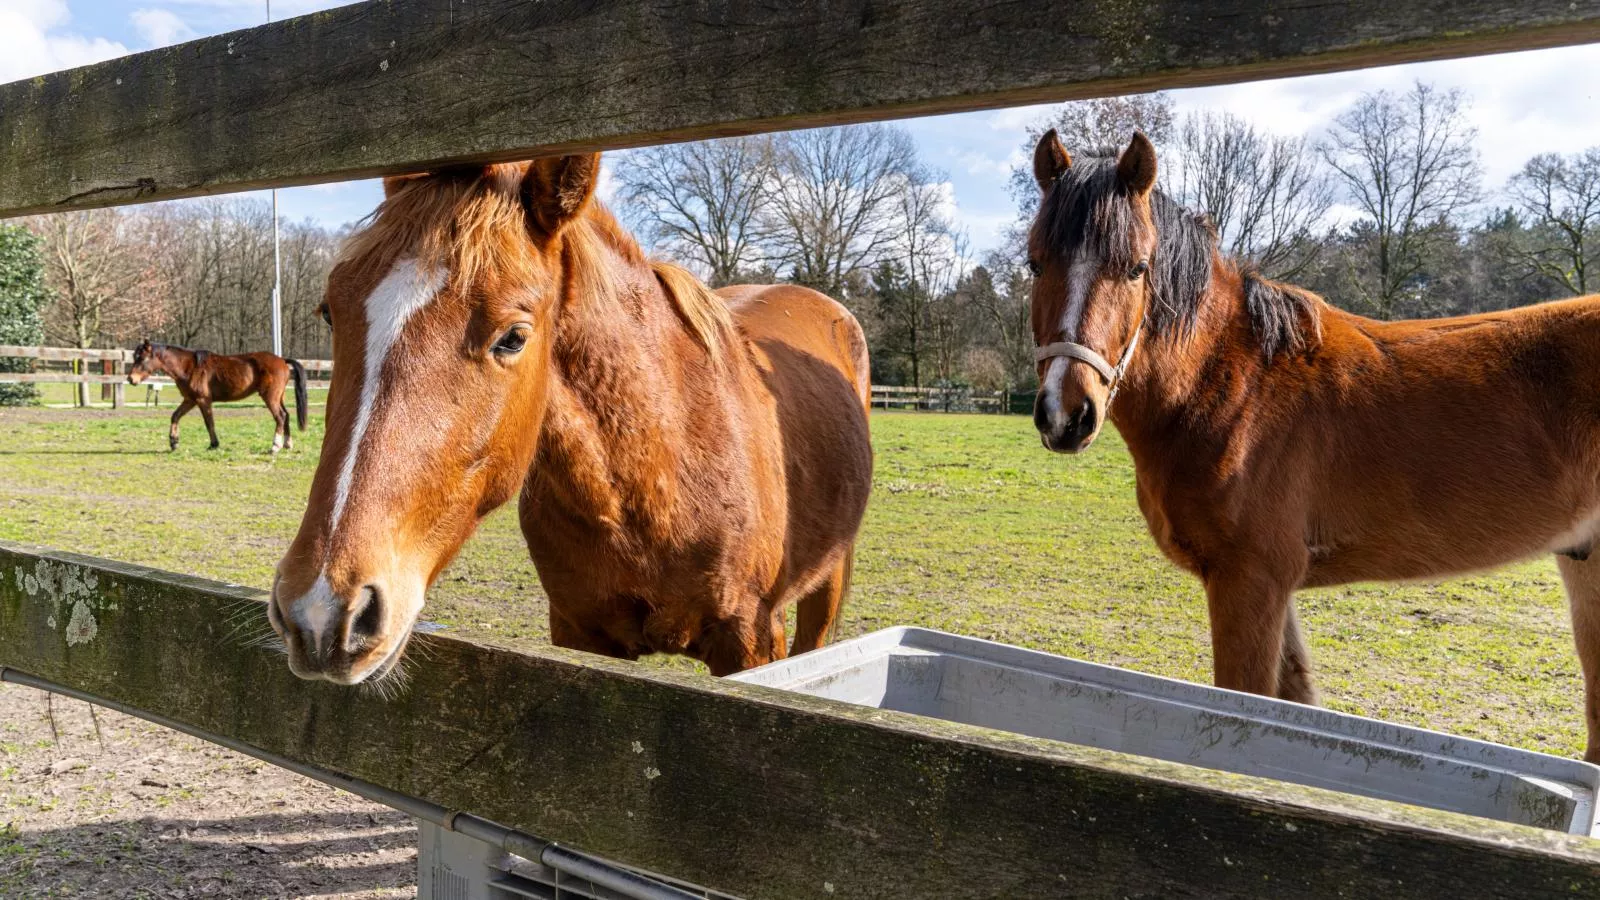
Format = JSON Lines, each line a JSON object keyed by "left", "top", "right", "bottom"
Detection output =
{"left": 16, "top": 198, "right": 342, "bottom": 364}
{"left": 619, "top": 81, "right": 1600, "bottom": 392}
{"left": 7, "top": 79, "right": 1600, "bottom": 400}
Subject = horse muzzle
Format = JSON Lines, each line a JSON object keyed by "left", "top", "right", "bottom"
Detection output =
{"left": 1034, "top": 392, "right": 1099, "bottom": 453}
{"left": 269, "top": 575, "right": 415, "bottom": 685}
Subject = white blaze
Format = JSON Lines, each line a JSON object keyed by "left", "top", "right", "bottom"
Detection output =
{"left": 291, "top": 575, "right": 340, "bottom": 641}
{"left": 1042, "top": 255, "right": 1095, "bottom": 420}
{"left": 329, "top": 259, "right": 445, "bottom": 531}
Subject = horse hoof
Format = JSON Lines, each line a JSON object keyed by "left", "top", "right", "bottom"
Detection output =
{"left": 208, "top": 443, "right": 220, "bottom": 451}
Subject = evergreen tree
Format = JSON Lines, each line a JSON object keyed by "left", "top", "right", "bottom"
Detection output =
{"left": 0, "top": 225, "right": 49, "bottom": 406}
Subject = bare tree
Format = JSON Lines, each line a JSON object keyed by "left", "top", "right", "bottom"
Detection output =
{"left": 761, "top": 124, "right": 918, "bottom": 296}
{"left": 962, "top": 245, "right": 1036, "bottom": 389}
{"left": 1319, "top": 81, "right": 1481, "bottom": 318}
{"left": 1008, "top": 93, "right": 1176, "bottom": 216}
{"left": 613, "top": 136, "right": 774, "bottom": 286}
{"left": 1507, "top": 148, "right": 1600, "bottom": 296}
{"left": 1172, "top": 111, "right": 1333, "bottom": 279}
{"left": 29, "top": 209, "right": 165, "bottom": 405}
{"left": 872, "top": 167, "right": 970, "bottom": 387}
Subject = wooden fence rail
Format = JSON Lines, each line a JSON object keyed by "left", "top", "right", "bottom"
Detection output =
{"left": 4, "top": 1, "right": 1600, "bottom": 217}
{"left": 0, "top": 347, "right": 334, "bottom": 403}
{"left": 5, "top": 541, "right": 1600, "bottom": 899}
{"left": 4, "top": 346, "right": 1009, "bottom": 412}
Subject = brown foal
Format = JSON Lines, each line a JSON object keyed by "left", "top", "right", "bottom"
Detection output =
{"left": 127, "top": 340, "right": 307, "bottom": 453}
{"left": 1028, "top": 129, "right": 1600, "bottom": 761}
{"left": 268, "top": 156, "right": 873, "bottom": 685}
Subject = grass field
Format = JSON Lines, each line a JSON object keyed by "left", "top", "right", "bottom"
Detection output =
{"left": 0, "top": 402, "right": 1584, "bottom": 758}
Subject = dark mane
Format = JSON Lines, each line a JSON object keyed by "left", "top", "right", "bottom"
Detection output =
{"left": 1034, "top": 150, "right": 1318, "bottom": 360}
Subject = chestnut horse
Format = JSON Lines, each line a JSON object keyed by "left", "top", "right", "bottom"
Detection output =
{"left": 1027, "top": 129, "right": 1600, "bottom": 761}
{"left": 128, "top": 340, "right": 307, "bottom": 453}
{"left": 267, "top": 155, "right": 873, "bottom": 685}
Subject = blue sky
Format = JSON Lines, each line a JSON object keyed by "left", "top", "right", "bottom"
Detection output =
{"left": 8, "top": 1, "right": 1600, "bottom": 255}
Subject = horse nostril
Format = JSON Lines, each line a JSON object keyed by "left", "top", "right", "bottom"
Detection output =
{"left": 348, "top": 585, "right": 382, "bottom": 650}
{"left": 1073, "top": 397, "right": 1094, "bottom": 428}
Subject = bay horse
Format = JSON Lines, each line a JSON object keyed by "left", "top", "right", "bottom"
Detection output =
{"left": 127, "top": 340, "right": 308, "bottom": 453}
{"left": 1027, "top": 129, "right": 1600, "bottom": 761}
{"left": 267, "top": 155, "right": 873, "bottom": 685}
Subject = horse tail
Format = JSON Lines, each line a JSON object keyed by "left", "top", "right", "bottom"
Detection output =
{"left": 287, "top": 358, "right": 308, "bottom": 431}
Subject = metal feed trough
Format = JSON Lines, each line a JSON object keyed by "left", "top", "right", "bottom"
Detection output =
{"left": 732, "top": 627, "right": 1600, "bottom": 837}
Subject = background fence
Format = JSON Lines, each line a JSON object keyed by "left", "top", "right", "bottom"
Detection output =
{"left": 3, "top": 345, "right": 1026, "bottom": 413}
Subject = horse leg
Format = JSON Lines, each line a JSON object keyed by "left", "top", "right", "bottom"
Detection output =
{"left": 790, "top": 549, "right": 853, "bottom": 656}
{"left": 1557, "top": 553, "right": 1600, "bottom": 762}
{"left": 168, "top": 399, "right": 196, "bottom": 450}
{"left": 200, "top": 401, "right": 220, "bottom": 449}
{"left": 1204, "top": 565, "right": 1296, "bottom": 698}
{"left": 702, "top": 609, "right": 780, "bottom": 677}
{"left": 265, "top": 396, "right": 288, "bottom": 454}
{"left": 264, "top": 382, "right": 292, "bottom": 451}
{"left": 1276, "top": 603, "right": 1319, "bottom": 705}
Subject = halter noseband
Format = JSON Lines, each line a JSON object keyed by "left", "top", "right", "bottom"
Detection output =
{"left": 1034, "top": 316, "right": 1145, "bottom": 405}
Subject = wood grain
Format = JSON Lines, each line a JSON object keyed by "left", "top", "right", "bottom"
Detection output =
{"left": 3, "top": 0, "right": 1600, "bottom": 216}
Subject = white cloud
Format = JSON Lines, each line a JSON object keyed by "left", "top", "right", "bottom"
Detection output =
{"left": 131, "top": 8, "right": 197, "bottom": 48}
{"left": 0, "top": 0, "right": 128, "bottom": 82}
{"left": 1170, "top": 44, "right": 1600, "bottom": 191}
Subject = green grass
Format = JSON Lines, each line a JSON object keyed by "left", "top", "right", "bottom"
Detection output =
{"left": 0, "top": 405, "right": 1584, "bottom": 757}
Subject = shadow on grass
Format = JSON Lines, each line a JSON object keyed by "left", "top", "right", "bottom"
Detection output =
{"left": 0, "top": 809, "right": 416, "bottom": 899}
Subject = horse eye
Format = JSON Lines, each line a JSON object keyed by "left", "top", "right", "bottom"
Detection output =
{"left": 493, "top": 326, "right": 529, "bottom": 356}
{"left": 318, "top": 303, "right": 332, "bottom": 326}
{"left": 1027, "top": 260, "right": 1042, "bottom": 277}
{"left": 1129, "top": 261, "right": 1150, "bottom": 280}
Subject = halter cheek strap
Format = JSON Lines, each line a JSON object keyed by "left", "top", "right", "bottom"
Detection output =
{"left": 1034, "top": 316, "right": 1145, "bottom": 404}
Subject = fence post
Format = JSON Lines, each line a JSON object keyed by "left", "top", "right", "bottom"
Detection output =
{"left": 100, "top": 359, "right": 113, "bottom": 403}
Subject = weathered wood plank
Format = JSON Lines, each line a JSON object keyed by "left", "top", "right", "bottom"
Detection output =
{"left": 3, "top": 543, "right": 1600, "bottom": 898}
{"left": 4, "top": 0, "right": 1600, "bottom": 217}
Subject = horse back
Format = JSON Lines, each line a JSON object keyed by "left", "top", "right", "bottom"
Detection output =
{"left": 721, "top": 284, "right": 871, "bottom": 408}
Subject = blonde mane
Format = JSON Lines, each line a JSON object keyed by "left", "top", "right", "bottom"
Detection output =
{"left": 339, "top": 165, "right": 733, "bottom": 358}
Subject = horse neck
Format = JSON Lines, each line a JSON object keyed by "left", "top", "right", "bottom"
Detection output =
{"left": 1114, "top": 256, "right": 1252, "bottom": 434}
{"left": 156, "top": 346, "right": 196, "bottom": 380}
{"left": 531, "top": 239, "right": 736, "bottom": 532}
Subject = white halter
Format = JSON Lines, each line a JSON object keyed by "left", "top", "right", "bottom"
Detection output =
{"left": 1034, "top": 315, "right": 1144, "bottom": 405}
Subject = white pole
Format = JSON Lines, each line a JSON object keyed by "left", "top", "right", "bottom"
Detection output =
{"left": 268, "top": 0, "right": 283, "bottom": 357}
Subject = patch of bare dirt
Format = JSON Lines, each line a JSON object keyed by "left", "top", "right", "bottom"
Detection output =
{"left": 0, "top": 683, "right": 416, "bottom": 899}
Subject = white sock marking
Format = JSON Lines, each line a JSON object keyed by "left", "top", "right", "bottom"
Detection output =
{"left": 330, "top": 259, "right": 444, "bottom": 532}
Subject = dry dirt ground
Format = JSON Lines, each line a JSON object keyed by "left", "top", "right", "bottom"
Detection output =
{"left": 0, "top": 681, "right": 415, "bottom": 899}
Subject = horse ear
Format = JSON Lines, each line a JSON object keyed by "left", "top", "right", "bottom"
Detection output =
{"left": 521, "top": 153, "right": 602, "bottom": 235}
{"left": 382, "top": 174, "right": 427, "bottom": 198}
{"left": 1032, "top": 129, "right": 1072, "bottom": 191}
{"left": 1117, "top": 131, "right": 1158, "bottom": 197}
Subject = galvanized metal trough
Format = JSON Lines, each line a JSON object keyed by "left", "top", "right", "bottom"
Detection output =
{"left": 733, "top": 626, "right": 1600, "bottom": 837}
